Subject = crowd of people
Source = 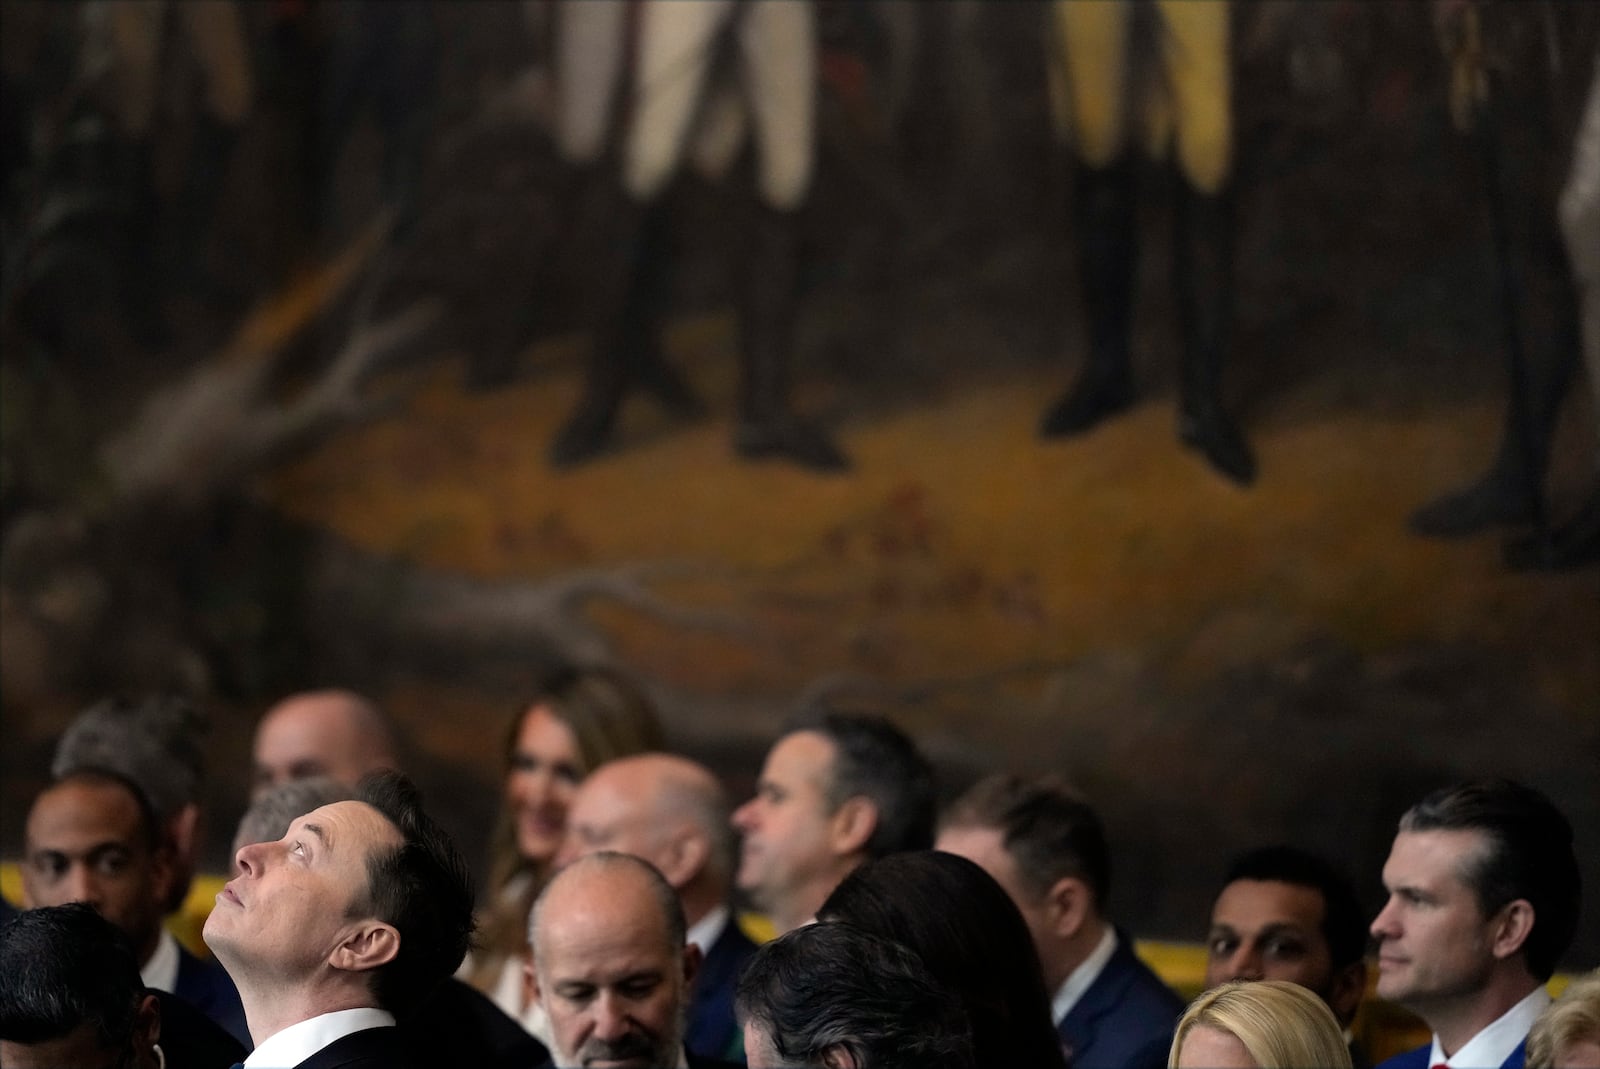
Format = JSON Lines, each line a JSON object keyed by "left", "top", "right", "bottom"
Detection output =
{"left": 0, "top": 679, "right": 1594, "bottom": 1069}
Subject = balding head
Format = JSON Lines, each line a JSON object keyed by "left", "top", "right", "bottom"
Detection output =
{"left": 529, "top": 853, "right": 696, "bottom": 1069}
{"left": 251, "top": 690, "right": 399, "bottom": 798}
{"left": 558, "top": 754, "right": 734, "bottom": 911}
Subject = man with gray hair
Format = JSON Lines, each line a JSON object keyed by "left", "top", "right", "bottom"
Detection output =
{"left": 528, "top": 852, "right": 739, "bottom": 1069}
{"left": 557, "top": 753, "right": 757, "bottom": 1062}
{"left": 732, "top": 712, "right": 936, "bottom": 936}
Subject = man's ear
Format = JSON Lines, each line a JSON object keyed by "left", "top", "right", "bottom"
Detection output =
{"left": 1489, "top": 899, "right": 1535, "bottom": 962}
{"left": 525, "top": 947, "right": 542, "bottom": 1010}
{"left": 133, "top": 992, "right": 161, "bottom": 1055}
{"left": 1044, "top": 876, "right": 1092, "bottom": 940}
{"left": 1329, "top": 960, "right": 1367, "bottom": 1027}
{"left": 168, "top": 804, "right": 201, "bottom": 863}
{"left": 658, "top": 829, "right": 710, "bottom": 890}
{"left": 682, "top": 940, "right": 703, "bottom": 990}
{"left": 330, "top": 922, "right": 400, "bottom": 973}
{"left": 820, "top": 1044, "right": 861, "bottom": 1069}
{"left": 829, "top": 797, "right": 877, "bottom": 857}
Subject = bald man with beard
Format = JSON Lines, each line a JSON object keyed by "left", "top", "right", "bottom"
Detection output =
{"left": 557, "top": 754, "right": 756, "bottom": 1063}
{"left": 251, "top": 690, "right": 400, "bottom": 798}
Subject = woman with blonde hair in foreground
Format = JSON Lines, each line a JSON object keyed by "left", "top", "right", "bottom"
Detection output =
{"left": 1171, "top": 980, "right": 1353, "bottom": 1069}
{"left": 1528, "top": 970, "right": 1600, "bottom": 1069}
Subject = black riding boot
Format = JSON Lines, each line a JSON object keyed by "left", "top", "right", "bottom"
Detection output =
{"left": 1040, "top": 158, "right": 1138, "bottom": 437}
{"left": 1174, "top": 179, "right": 1255, "bottom": 485}
{"left": 733, "top": 203, "right": 848, "bottom": 472}
{"left": 548, "top": 189, "right": 701, "bottom": 467}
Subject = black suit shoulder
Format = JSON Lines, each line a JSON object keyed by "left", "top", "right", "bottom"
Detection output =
{"left": 294, "top": 1026, "right": 417, "bottom": 1069}
{"left": 405, "top": 977, "right": 547, "bottom": 1069}
{"left": 152, "top": 990, "right": 247, "bottom": 1069}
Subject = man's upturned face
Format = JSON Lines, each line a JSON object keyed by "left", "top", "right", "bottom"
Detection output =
{"left": 1370, "top": 829, "right": 1500, "bottom": 1011}
{"left": 731, "top": 732, "right": 839, "bottom": 917}
{"left": 22, "top": 780, "right": 168, "bottom": 958}
{"left": 204, "top": 800, "right": 399, "bottom": 983}
{"left": 534, "top": 871, "right": 691, "bottom": 1068}
{"left": 1205, "top": 879, "right": 1337, "bottom": 997}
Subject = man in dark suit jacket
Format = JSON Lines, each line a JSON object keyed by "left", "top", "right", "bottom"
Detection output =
{"left": 529, "top": 852, "right": 741, "bottom": 1069}
{"left": 937, "top": 774, "right": 1182, "bottom": 1069}
{"left": 559, "top": 753, "right": 758, "bottom": 1063}
{"left": 205, "top": 771, "right": 475, "bottom": 1069}
{"left": 1, "top": 903, "right": 246, "bottom": 1069}
{"left": 20, "top": 767, "right": 251, "bottom": 1047}
{"left": 1371, "top": 781, "right": 1581, "bottom": 1069}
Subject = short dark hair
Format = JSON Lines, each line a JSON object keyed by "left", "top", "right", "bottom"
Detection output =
{"left": 786, "top": 712, "right": 936, "bottom": 858}
{"left": 942, "top": 772, "right": 1111, "bottom": 909}
{"left": 1222, "top": 845, "right": 1368, "bottom": 972}
{"left": 1398, "top": 779, "right": 1580, "bottom": 981}
{"left": 820, "top": 851, "right": 1069, "bottom": 1069}
{"left": 351, "top": 771, "right": 476, "bottom": 1014}
{"left": 736, "top": 921, "right": 976, "bottom": 1069}
{"left": 0, "top": 903, "right": 143, "bottom": 1051}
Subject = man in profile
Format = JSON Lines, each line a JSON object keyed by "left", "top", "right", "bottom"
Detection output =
{"left": 1372, "top": 779, "right": 1582, "bottom": 1069}
{"left": 936, "top": 772, "right": 1182, "bottom": 1069}
{"left": 0, "top": 903, "right": 244, "bottom": 1069}
{"left": 204, "top": 770, "right": 474, "bottom": 1068}
{"left": 558, "top": 753, "right": 756, "bottom": 1062}
{"left": 20, "top": 767, "right": 248, "bottom": 1045}
{"left": 528, "top": 851, "right": 738, "bottom": 1069}
{"left": 733, "top": 713, "right": 936, "bottom": 935}
{"left": 251, "top": 689, "right": 401, "bottom": 797}
{"left": 1203, "top": 845, "right": 1370, "bottom": 1065}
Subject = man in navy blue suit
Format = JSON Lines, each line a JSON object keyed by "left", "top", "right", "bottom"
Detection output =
{"left": 559, "top": 753, "right": 757, "bottom": 1064}
{"left": 937, "top": 773, "right": 1182, "bottom": 1069}
{"left": 1371, "top": 780, "right": 1581, "bottom": 1069}
{"left": 20, "top": 768, "right": 250, "bottom": 1046}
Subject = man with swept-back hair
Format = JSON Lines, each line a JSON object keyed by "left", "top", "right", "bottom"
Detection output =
{"left": 736, "top": 921, "right": 976, "bottom": 1069}
{"left": 232, "top": 778, "right": 546, "bottom": 1069}
{"left": 0, "top": 903, "right": 244, "bottom": 1069}
{"left": 936, "top": 772, "right": 1181, "bottom": 1069}
{"left": 1372, "top": 779, "right": 1582, "bottom": 1069}
{"left": 205, "top": 770, "right": 475, "bottom": 1068}
{"left": 733, "top": 712, "right": 935, "bottom": 935}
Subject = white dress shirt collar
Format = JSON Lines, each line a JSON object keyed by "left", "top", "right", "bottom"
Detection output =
{"left": 687, "top": 904, "right": 730, "bottom": 957}
{"left": 244, "top": 1007, "right": 396, "bottom": 1068}
{"left": 1051, "top": 926, "right": 1118, "bottom": 1026}
{"left": 141, "top": 927, "right": 181, "bottom": 994}
{"left": 1428, "top": 987, "right": 1550, "bottom": 1068}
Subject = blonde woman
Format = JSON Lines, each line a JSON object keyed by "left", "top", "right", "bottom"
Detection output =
{"left": 463, "top": 665, "right": 664, "bottom": 1027}
{"left": 1528, "top": 971, "right": 1600, "bottom": 1069}
{"left": 1171, "top": 980, "right": 1352, "bottom": 1069}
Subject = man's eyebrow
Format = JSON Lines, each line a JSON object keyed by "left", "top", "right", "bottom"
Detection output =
{"left": 303, "top": 822, "right": 330, "bottom": 850}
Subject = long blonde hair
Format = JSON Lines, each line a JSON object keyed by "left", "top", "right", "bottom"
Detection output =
{"left": 1170, "top": 981, "right": 1352, "bottom": 1069}
{"left": 465, "top": 665, "right": 664, "bottom": 993}
{"left": 1527, "top": 970, "right": 1600, "bottom": 1069}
